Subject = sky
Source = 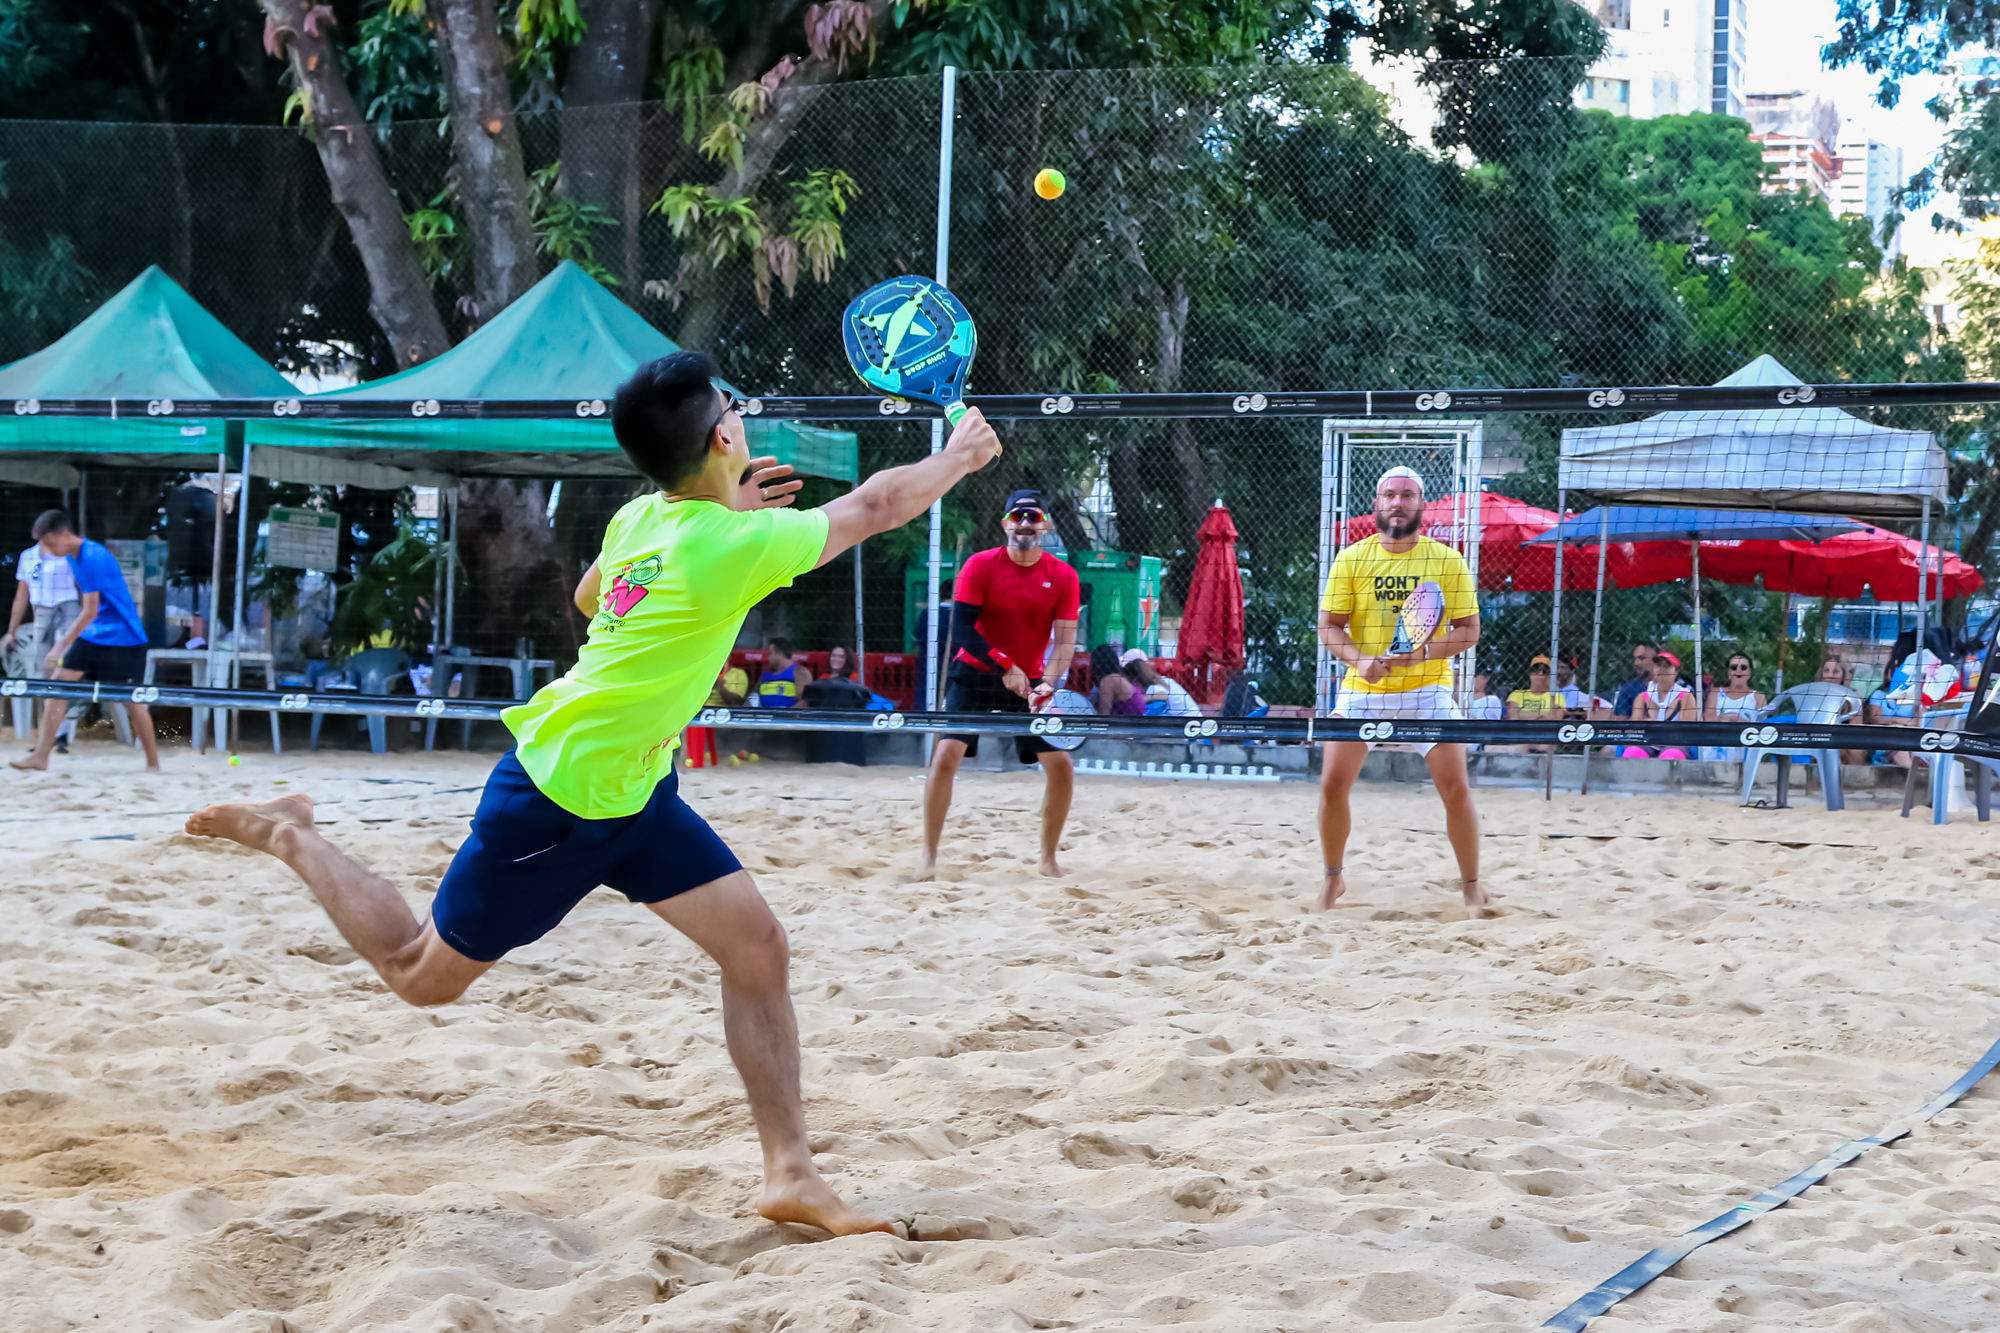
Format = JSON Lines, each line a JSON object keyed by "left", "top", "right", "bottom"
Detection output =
{"left": 1741, "top": 0, "right": 1968, "bottom": 262}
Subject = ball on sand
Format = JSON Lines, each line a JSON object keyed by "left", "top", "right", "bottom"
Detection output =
{"left": 1034, "top": 168, "right": 1066, "bottom": 200}
{"left": 228, "top": 755, "right": 241, "bottom": 766}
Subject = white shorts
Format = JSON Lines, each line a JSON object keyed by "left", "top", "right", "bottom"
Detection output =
{"left": 1332, "top": 684, "right": 1463, "bottom": 755}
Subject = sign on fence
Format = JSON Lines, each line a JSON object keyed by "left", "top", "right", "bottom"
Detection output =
{"left": 266, "top": 506, "right": 340, "bottom": 572}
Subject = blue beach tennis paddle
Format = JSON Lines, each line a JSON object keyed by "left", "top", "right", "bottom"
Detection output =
{"left": 841, "top": 277, "right": 980, "bottom": 428}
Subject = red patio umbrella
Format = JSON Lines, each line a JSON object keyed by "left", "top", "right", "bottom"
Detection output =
{"left": 1177, "top": 503, "right": 1246, "bottom": 705}
{"left": 1339, "top": 493, "right": 1685, "bottom": 591}
{"left": 1696, "top": 523, "right": 1981, "bottom": 601}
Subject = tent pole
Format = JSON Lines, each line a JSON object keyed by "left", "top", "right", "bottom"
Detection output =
{"left": 230, "top": 440, "right": 253, "bottom": 751}
{"left": 205, "top": 449, "right": 227, "bottom": 754}
{"left": 853, "top": 520, "right": 866, "bottom": 689}
{"left": 1691, "top": 536, "right": 1704, "bottom": 724}
{"left": 445, "top": 484, "right": 460, "bottom": 653}
{"left": 1587, "top": 507, "right": 1609, "bottom": 705}
{"left": 1549, "top": 488, "right": 1566, "bottom": 681}
{"left": 78, "top": 470, "right": 87, "bottom": 536}
{"left": 1917, "top": 495, "right": 1931, "bottom": 727}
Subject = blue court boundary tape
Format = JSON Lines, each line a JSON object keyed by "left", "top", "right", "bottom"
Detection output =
{"left": 1541, "top": 1035, "right": 2000, "bottom": 1331}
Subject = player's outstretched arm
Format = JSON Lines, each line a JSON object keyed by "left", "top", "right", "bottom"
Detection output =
{"left": 814, "top": 409, "right": 1000, "bottom": 569}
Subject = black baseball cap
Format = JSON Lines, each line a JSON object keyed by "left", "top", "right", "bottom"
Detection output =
{"left": 1004, "top": 489, "right": 1046, "bottom": 515}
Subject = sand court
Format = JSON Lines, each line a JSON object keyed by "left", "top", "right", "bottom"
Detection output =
{"left": 3, "top": 743, "right": 2000, "bottom": 1330}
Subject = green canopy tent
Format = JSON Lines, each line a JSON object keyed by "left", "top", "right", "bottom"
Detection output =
{"left": 244, "top": 260, "right": 857, "bottom": 483}
{"left": 0, "top": 264, "right": 297, "bottom": 488}
{"left": 0, "top": 264, "right": 302, "bottom": 742}
{"left": 245, "top": 261, "right": 865, "bottom": 680}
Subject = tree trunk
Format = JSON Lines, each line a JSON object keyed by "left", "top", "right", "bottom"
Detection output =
{"left": 261, "top": 0, "right": 449, "bottom": 367}
{"left": 428, "top": 0, "right": 541, "bottom": 319}
{"left": 455, "top": 479, "right": 565, "bottom": 651}
{"left": 1107, "top": 442, "right": 1151, "bottom": 557}
{"left": 562, "top": 0, "right": 656, "bottom": 288}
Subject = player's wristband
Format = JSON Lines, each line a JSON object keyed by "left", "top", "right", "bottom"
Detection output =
{"left": 988, "top": 649, "right": 1017, "bottom": 672}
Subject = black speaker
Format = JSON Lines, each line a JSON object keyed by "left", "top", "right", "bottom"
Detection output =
{"left": 165, "top": 484, "right": 216, "bottom": 582}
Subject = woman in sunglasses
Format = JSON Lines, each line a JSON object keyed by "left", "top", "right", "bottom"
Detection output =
{"left": 1702, "top": 650, "right": 1765, "bottom": 761}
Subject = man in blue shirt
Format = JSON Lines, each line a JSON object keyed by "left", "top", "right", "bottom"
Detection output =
{"left": 1610, "top": 640, "right": 1657, "bottom": 720}
{"left": 10, "top": 510, "right": 159, "bottom": 771}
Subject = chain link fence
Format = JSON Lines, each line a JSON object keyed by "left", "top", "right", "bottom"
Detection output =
{"left": 0, "top": 61, "right": 1991, "bottom": 732}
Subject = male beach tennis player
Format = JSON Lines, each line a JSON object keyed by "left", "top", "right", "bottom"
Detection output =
{"left": 917, "top": 489, "right": 1080, "bottom": 880}
{"left": 185, "top": 352, "right": 1002, "bottom": 1237}
{"left": 1317, "top": 466, "right": 1489, "bottom": 914}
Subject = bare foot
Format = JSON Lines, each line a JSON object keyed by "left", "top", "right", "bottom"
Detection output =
{"left": 1040, "top": 854, "right": 1062, "bottom": 878}
{"left": 1315, "top": 871, "right": 1346, "bottom": 912}
{"left": 9, "top": 754, "right": 47, "bottom": 771}
{"left": 757, "top": 1171, "right": 894, "bottom": 1237}
{"left": 185, "top": 793, "right": 317, "bottom": 854}
{"left": 1460, "top": 877, "right": 1498, "bottom": 918}
{"left": 912, "top": 849, "right": 937, "bottom": 882}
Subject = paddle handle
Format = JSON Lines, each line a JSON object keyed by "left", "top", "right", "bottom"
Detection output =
{"left": 939, "top": 400, "right": 997, "bottom": 453}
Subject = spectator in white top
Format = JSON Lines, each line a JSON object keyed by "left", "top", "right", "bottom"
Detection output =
{"left": 1119, "top": 648, "right": 1203, "bottom": 717}
{"left": 2, "top": 537, "right": 80, "bottom": 752}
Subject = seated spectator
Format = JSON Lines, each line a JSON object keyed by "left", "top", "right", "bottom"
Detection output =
{"left": 1611, "top": 640, "right": 1657, "bottom": 719}
{"left": 1506, "top": 655, "right": 1564, "bottom": 754}
{"left": 755, "top": 637, "right": 812, "bottom": 708}
{"left": 1466, "top": 669, "right": 1502, "bottom": 753}
{"left": 1553, "top": 657, "right": 1587, "bottom": 711}
{"left": 1867, "top": 649, "right": 1925, "bottom": 769}
{"left": 1808, "top": 655, "right": 1872, "bottom": 766}
{"left": 708, "top": 660, "right": 749, "bottom": 708}
{"left": 1090, "top": 644, "right": 1144, "bottom": 715}
{"left": 1121, "top": 648, "right": 1203, "bottom": 717}
{"left": 1505, "top": 656, "right": 1565, "bottom": 721}
{"left": 824, "top": 644, "right": 857, "bottom": 680}
{"left": 1701, "top": 650, "right": 1765, "bottom": 762}
{"left": 1622, "top": 650, "right": 1694, "bottom": 759}
{"left": 1220, "top": 670, "right": 1268, "bottom": 717}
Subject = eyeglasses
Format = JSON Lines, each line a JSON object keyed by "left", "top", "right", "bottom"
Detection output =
{"left": 1005, "top": 507, "right": 1046, "bottom": 524}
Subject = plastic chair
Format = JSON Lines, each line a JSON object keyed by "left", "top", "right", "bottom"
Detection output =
{"left": 310, "top": 648, "right": 411, "bottom": 754}
{"left": 1739, "top": 682, "right": 1862, "bottom": 811}
{"left": 1914, "top": 704, "right": 1998, "bottom": 825}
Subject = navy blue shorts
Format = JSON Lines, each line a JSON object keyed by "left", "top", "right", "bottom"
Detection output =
{"left": 432, "top": 751, "right": 742, "bottom": 962}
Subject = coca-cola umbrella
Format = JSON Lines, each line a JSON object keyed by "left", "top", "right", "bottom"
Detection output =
{"left": 1176, "top": 503, "right": 1245, "bottom": 706}
{"left": 1528, "top": 507, "right": 1869, "bottom": 709}
{"left": 1696, "top": 522, "right": 1981, "bottom": 601}
{"left": 1339, "top": 493, "right": 1683, "bottom": 591}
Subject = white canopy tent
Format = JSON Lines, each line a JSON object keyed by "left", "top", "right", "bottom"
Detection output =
{"left": 1558, "top": 355, "right": 1946, "bottom": 521}
{"left": 1548, "top": 356, "right": 1951, "bottom": 754}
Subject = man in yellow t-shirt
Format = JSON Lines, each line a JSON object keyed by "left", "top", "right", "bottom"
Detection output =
{"left": 1318, "top": 466, "right": 1488, "bottom": 916}
{"left": 1505, "top": 655, "right": 1565, "bottom": 753}
{"left": 186, "top": 350, "right": 1003, "bottom": 1240}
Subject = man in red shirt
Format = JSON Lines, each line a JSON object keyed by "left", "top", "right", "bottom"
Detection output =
{"left": 918, "top": 489, "right": 1081, "bottom": 880}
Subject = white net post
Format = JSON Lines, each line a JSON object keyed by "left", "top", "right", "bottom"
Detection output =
{"left": 1317, "top": 418, "right": 1336, "bottom": 717}
{"left": 1459, "top": 421, "right": 1484, "bottom": 708}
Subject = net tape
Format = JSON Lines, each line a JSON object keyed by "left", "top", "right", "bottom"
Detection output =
{"left": 18, "top": 680, "right": 1984, "bottom": 760}
{"left": 11, "top": 379, "right": 1998, "bottom": 421}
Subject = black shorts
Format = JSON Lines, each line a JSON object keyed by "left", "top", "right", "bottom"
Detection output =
{"left": 943, "top": 669, "right": 1057, "bottom": 764}
{"left": 61, "top": 640, "right": 146, "bottom": 686}
{"left": 431, "top": 751, "right": 743, "bottom": 962}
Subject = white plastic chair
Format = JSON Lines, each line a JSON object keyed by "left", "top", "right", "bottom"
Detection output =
{"left": 1912, "top": 704, "right": 1999, "bottom": 825}
{"left": 1739, "top": 682, "right": 1862, "bottom": 811}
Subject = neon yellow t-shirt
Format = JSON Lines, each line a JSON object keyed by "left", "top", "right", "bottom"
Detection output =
{"left": 504, "top": 496, "right": 829, "bottom": 818}
{"left": 1507, "top": 689, "right": 1564, "bottom": 719}
{"left": 1320, "top": 534, "right": 1478, "bottom": 694}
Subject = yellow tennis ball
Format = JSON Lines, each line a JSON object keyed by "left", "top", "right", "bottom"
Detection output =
{"left": 1034, "top": 168, "right": 1066, "bottom": 200}
{"left": 228, "top": 755, "right": 241, "bottom": 766}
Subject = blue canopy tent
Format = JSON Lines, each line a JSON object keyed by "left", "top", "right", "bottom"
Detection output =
{"left": 1528, "top": 507, "right": 1865, "bottom": 715}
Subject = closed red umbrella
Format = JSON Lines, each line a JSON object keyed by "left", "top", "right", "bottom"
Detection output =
{"left": 1698, "top": 524, "right": 1981, "bottom": 600}
{"left": 1176, "top": 503, "right": 1246, "bottom": 705}
{"left": 1340, "top": 493, "right": 1684, "bottom": 590}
